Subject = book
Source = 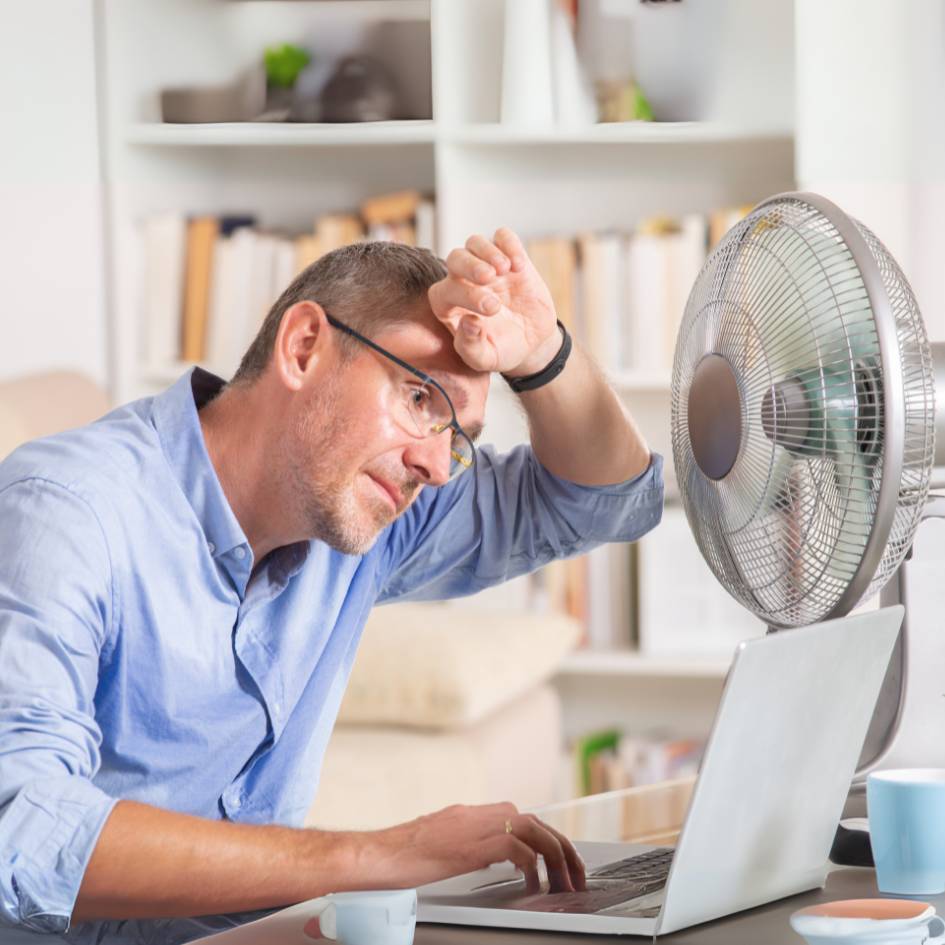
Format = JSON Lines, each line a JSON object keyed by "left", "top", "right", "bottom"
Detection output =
{"left": 415, "top": 198, "right": 436, "bottom": 251}
{"left": 205, "top": 234, "right": 235, "bottom": 377}
{"left": 314, "top": 213, "right": 364, "bottom": 254}
{"left": 206, "top": 227, "right": 257, "bottom": 378}
{"left": 294, "top": 234, "right": 322, "bottom": 274}
{"left": 527, "top": 236, "right": 578, "bottom": 334}
{"left": 140, "top": 212, "right": 186, "bottom": 367}
{"left": 585, "top": 542, "right": 634, "bottom": 650}
{"left": 663, "top": 213, "right": 707, "bottom": 370}
{"left": 360, "top": 189, "right": 422, "bottom": 227}
{"left": 271, "top": 236, "right": 296, "bottom": 303}
{"left": 180, "top": 216, "right": 219, "bottom": 363}
{"left": 624, "top": 225, "right": 669, "bottom": 372}
{"left": 636, "top": 504, "right": 764, "bottom": 657}
{"left": 578, "top": 230, "right": 624, "bottom": 373}
{"left": 246, "top": 233, "right": 277, "bottom": 343}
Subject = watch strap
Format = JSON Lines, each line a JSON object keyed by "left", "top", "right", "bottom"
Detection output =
{"left": 502, "top": 320, "right": 572, "bottom": 393}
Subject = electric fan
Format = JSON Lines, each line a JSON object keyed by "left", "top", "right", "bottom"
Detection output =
{"left": 671, "top": 191, "right": 945, "bottom": 777}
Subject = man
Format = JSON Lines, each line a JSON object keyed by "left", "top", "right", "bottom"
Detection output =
{"left": 0, "top": 229, "right": 662, "bottom": 941}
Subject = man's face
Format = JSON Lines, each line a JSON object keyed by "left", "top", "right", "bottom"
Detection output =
{"left": 286, "top": 310, "right": 489, "bottom": 555}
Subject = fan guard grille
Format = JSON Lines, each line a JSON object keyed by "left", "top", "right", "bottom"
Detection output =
{"left": 671, "top": 193, "right": 935, "bottom": 628}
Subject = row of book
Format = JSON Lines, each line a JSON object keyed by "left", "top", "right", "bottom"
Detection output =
{"left": 139, "top": 190, "right": 435, "bottom": 375}
{"left": 527, "top": 205, "right": 752, "bottom": 379}
{"left": 140, "top": 195, "right": 749, "bottom": 381}
{"left": 530, "top": 505, "right": 763, "bottom": 655}
{"left": 571, "top": 728, "right": 705, "bottom": 797}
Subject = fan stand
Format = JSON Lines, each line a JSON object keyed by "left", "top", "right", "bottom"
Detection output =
{"left": 829, "top": 494, "right": 945, "bottom": 864}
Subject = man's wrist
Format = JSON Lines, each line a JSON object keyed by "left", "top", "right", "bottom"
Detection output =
{"left": 502, "top": 321, "right": 572, "bottom": 393}
{"left": 503, "top": 325, "right": 565, "bottom": 380}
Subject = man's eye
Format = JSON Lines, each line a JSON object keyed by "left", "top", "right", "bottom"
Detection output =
{"left": 410, "top": 386, "right": 431, "bottom": 409}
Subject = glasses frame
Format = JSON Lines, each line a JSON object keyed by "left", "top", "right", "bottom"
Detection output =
{"left": 324, "top": 312, "right": 477, "bottom": 477}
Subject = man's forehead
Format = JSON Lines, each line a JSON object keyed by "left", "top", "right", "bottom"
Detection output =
{"left": 377, "top": 319, "right": 485, "bottom": 386}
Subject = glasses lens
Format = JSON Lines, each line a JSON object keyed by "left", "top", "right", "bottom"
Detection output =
{"left": 449, "top": 431, "right": 475, "bottom": 480}
{"left": 403, "top": 382, "right": 453, "bottom": 438}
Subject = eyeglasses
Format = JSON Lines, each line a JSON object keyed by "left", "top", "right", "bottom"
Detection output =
{"left": 325, "top": 313, "right": 476, "bottom": 481}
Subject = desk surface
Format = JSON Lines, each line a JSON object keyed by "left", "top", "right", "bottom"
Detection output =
{"left": 409, "top": 782, "right": 923, "bottom": 944}
{"left": 415, "top": 866, "right": 936, "bottom": 943}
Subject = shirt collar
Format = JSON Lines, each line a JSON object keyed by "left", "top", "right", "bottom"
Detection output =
{"left": 151, "top": 368, "right": 248, "bottom": 560}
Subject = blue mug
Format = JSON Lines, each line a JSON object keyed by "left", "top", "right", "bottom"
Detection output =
{"left": 868, "top": 769, "right": 945, "bottom": 896}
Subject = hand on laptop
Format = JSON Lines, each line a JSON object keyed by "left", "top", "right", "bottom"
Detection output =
{"left": 362, "top": 801, "right": 586, "bottom": 894}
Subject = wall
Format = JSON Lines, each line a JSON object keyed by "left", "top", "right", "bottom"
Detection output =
{"left": 0, "top": 1, "right": 108, "bottom": 385}
{"left": 795, "top": 0, "right": 945, "bottom": 340}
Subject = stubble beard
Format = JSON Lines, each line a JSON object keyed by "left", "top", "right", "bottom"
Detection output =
{"left": 287, "top": 380, "right": 409, "bottom": 556}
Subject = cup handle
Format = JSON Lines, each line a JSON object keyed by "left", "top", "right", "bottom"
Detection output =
{"left": 300, "top": 897, "right": 336, "bottom": 941}
{"left": 927, "top": 915, "right": 945, "bottom": 944}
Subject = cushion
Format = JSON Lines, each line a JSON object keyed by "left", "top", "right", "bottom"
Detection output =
{"left": 0, "top": 371, "right": 109, "bottom": 459}
{"left": 308, "top": 683, "right": 562, "bottom": 830}
{"left": 336, "top": 603, "right": 580, "bottom": 730}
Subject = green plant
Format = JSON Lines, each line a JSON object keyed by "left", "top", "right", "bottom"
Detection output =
{"left": 264, "top": 44, "right": 311, "bottom": 89}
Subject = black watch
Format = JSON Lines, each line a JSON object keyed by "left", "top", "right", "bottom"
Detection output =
{"left": 502, "top": 320, "right": 572, "bottom": 393}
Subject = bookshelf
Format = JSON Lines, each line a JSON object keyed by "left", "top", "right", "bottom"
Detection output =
{"left": 126, "top": 120, "right": 438, "bottom": 147}
{"left": 98, "top": 0, "right": 795, "bottom": 734}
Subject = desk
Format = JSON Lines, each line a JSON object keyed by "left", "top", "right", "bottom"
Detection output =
{"left": 414, "top": 781, "right": 934, "bottom": 944}
{"left": 416, "top": 867, "right": 904, "bottom": 943}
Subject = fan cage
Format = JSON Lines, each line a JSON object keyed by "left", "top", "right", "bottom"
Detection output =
{"left": 670, "top": 194, "right": 935, "bottom": 628}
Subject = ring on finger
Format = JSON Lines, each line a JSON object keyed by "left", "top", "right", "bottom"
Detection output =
{"left": 505, "top": 818, "right": 513, "bottom": 835}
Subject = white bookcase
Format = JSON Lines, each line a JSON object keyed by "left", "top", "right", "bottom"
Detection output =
{"left": 98, "top": 0, "right": 797, "bottom": 736}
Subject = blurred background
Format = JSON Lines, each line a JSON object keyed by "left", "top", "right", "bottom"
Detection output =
{"left": 2, "top": 0, "right": 944, "bottom": 837}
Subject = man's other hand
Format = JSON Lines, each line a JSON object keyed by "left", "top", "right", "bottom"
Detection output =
{"left": 428, "top": 229, "right": 561, "bottom": 377}
{"left": 360, "top": 801, "right": 587, "bottom": 894}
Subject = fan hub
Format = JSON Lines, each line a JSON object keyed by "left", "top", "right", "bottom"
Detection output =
{"left": 688, "top": 353, "right": 743, "bottom": 480}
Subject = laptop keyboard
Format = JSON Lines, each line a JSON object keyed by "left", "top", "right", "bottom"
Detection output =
{"left": 588, "top": 847, "right": 674, "bottom": 889}
{"left": 512, "top": 848, "right": 675, "bottom": 915}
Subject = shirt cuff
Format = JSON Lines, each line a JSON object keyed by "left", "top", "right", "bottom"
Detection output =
{"left": 532, "top": 452, "right": 664, "bottom": 545}
{"left": 0, "top": 776, "right": 117, "bottom": 934}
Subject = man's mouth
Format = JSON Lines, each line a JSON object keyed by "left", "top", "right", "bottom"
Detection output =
{"left": 367, "top": 474, "right": 402, "bottom": 512}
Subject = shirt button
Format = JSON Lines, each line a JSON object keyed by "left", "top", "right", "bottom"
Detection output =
{"left": 234, "top": 547, "right": 246, "bottom": 560}
{"left": 207, "top": 541, "right": 216, "bottom": 554}
{"left": 230, "top": 792, "right": 242, "bottom": 810}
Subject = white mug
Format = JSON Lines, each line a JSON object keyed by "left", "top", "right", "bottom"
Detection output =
{"left": 790, "top": 898, "right": 945, "bottom": 945}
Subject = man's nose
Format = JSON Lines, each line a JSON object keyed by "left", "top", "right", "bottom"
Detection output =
{"left": 403, "top": 431, "right": 452, "bottom": 487}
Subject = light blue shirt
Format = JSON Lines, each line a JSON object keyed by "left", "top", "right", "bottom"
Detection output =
{"left": 0, "top": 369, "right": 663, "bottom": 943}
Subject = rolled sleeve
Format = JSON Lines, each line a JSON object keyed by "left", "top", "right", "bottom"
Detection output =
{"left": 0, "top": 479, "right": 116, "bottom": 933}
{"left": 1, "top": 778, "right": 115, "bottom": 934}
{"left": 378, "top": 445, "right": 663, "bottom": 602}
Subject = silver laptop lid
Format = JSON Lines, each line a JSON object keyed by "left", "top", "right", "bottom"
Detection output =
{"left": 657, "top": 606, "right": 903, "bottom": 935}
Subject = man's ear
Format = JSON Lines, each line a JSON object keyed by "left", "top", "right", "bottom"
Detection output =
{"left": 273, "top": 301, "right": 331, "bottom": 391}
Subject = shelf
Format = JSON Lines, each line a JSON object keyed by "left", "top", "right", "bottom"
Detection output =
{"left": 443, "top": 122, "right": 793, "bottom": 147}
{"left": 124, "top": 120, "right": 792, "bottom": 150}
{"left": 126, "top": 120, "right": 438, "bottom": 147}
{"left": 557, "top": 650, "right": 731, "bottom": 679}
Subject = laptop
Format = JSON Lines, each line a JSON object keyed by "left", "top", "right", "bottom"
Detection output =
{"left": 417, "top": 606, "right": 904, "bottom": 937}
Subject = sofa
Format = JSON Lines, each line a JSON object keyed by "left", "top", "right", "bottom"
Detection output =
{"left": 0, "top": 371, "right": 579, "bottom": 829}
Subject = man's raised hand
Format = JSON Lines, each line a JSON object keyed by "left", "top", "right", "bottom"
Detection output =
{"left": 428, "top": 229, "right": 562, "bottom": 378}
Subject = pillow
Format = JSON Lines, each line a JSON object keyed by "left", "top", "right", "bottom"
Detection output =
{"left": 0, "top": 372, "right": 109, "bottom": 459}
{"left": 337, "top": 603, "right": 580, "bottom": 730}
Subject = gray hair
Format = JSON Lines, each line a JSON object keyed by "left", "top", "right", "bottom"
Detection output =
{"left": 231, "top": 241, "right": 448, "bottom": 383}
